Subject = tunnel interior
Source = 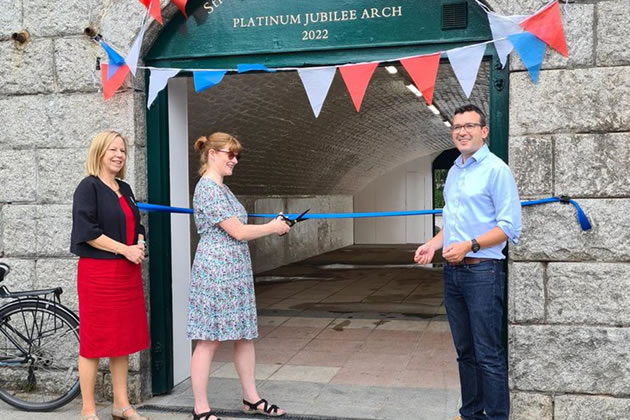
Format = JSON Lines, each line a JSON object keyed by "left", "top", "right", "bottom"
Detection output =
{"left": 182, "top": 59, "right": 490, "bottom": 317}
{"left": 186, "top": 61, "right": 489, "bottom": 197}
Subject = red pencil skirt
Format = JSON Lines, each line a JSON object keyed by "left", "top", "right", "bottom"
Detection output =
{"left": 77, "top": 257, "right": 149, "bottom": 358}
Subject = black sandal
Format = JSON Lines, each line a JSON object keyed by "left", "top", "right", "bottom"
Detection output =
{"left": 192, "top": 409, "right": 221, "bottom": 420}
{"left": 242, "top": 398, "right": 285, "bottom": 417}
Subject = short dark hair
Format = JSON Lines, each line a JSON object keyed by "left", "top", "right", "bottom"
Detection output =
{"left": 453, "top": 104, "right": 487, "bottom": 127}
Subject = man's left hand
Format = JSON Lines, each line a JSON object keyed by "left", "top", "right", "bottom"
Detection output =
{"left": 442, "top": 241, "right": 471, "bottom": 263}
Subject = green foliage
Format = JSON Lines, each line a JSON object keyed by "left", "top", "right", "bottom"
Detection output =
{"left": 433, "top": 169, "right": 447, "bottom": 209}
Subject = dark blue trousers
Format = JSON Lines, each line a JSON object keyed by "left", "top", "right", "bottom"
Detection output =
{"left": 443, "top": 260, "right": 509, "bottom": 420}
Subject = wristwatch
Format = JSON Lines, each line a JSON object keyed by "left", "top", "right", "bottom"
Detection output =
{"left": 471, "top": 238, "right": 480, "bottom": 253}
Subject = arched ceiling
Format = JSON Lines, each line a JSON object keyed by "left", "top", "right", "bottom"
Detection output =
{"left": 187, "top": 61, "right": 489, "bottom": 196}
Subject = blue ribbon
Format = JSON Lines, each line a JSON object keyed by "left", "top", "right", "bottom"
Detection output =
{"left": 250, "top": 209, "right": 442, "bottom": 219}
{"left": 137, "top": 202, "right": 193, "bottom": 214}
{"left": 137, "top": 196, "right": 592, "bottom": 231}
{"left": 520, "top": 196, "right": 591, "bottom": 231}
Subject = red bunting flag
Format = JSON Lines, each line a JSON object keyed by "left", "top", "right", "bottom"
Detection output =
{"left": 149, "top": 0, "right": 163, "bottom": 24}
{"left": 101, "top": 64, "right": 130, "bottom": 100}
{"left": 400, "top": 53, "right": 440, "bottom": 105}
{"left": 519, "top": 1, "right": 568, "bottom": 58}
{"left": 171, "top": 0, "right": 188, "bottom": 18}
{"left": 138, "top": 0, "right": 162, "bottom": 24}
{"left": 338, "top": 62, "right": 378, "bottom": 112}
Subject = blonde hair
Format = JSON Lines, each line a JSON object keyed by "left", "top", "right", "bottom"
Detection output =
{"left": 85, "top": 131, "right": 128, "bottom": 179}
{"left": 193, "top": 132, "right": 242, "bottom": 176}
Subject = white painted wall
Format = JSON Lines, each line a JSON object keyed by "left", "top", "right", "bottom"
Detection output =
{"left": 240, "top": 195, "right": 354, "bottom": 273}
{"left": 167, "top": 78, "right": 192, "bottom": 386}
{"left": 354, "top": 155, "right": 435, "bottom": 244}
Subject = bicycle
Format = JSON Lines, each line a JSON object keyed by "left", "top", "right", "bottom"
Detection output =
{"left": 0, "top": 262, "right": 80, "bottom": 411}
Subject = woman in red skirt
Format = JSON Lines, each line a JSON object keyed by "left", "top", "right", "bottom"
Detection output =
{"left": 70, "top": 131, "right": 149, "bottom": 420}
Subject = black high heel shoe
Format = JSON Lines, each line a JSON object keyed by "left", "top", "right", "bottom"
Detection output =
{"left": 192, "top": 409, "right": 221, "bottom": 420}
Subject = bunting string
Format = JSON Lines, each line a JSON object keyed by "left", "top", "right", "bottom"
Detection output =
{"left": 95, "top": 0, "right": 570, "bottom": 113}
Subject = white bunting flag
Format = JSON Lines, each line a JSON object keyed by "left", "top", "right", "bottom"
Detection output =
{"left": 126, "top": 7, "right": 150, "bottom": 77}
{"left": 297, "top": 67, "right": 337, "bottom": 118}
{"left": 487, "top": 12, "right": 528, "bottom": 68}
{"left": 147, "top": 68, "right": 181, "bottom": 108}
{"left": 126, "top": 26, "right": 146, "bottom": 77}
{"left": 447, "top": 43, "right": 487, "bottom": 98}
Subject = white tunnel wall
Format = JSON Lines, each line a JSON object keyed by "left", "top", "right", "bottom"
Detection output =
{"left": 354, "top": 154, "right": 436, "bottom": 244}
{"left": 243, "top": 195, "right": 354, "bottom": 273}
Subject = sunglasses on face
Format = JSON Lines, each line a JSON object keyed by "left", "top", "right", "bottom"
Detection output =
{"left": 216, "top": 150, "right": 241, "bottom": 160}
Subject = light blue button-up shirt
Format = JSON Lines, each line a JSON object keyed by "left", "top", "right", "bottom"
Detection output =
{"left": 442, "top": 144, "right": 521, "bottom": 260}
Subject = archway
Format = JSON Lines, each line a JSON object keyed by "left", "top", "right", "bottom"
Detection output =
{"left": 143, "top": 0, "right": 508, "bottom": 395}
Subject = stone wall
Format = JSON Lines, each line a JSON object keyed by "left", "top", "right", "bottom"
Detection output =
{"left": 491, "top": 0, "right": 630, "bottom": 418}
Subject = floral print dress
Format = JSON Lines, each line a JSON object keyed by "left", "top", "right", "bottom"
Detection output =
{"left": 187, "top": 177, "right": 258, "bottom": 341}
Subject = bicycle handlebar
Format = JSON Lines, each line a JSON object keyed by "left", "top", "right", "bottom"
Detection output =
{"left": 0, "top": 263, "right": 9, "bottom": 283}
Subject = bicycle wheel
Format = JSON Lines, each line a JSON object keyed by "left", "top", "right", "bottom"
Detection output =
{"left": 0, "top": 300, "right": 80, "bottom": 411}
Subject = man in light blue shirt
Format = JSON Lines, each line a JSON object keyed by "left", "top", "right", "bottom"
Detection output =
{"left": 415, "top": 104, "right": 521, "bottom": 420}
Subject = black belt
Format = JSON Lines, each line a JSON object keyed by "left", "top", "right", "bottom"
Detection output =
{"left": 447, "top": 257, "right": 495, "bottom": 266}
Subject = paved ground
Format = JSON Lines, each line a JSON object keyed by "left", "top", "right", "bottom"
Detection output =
{"left": 0, "top": 400, "right": 245, "bottom": 420}
{"left": 255, "top": 244, "right": 445, "bottom": 317}
{"left": 0, "top": 245, "right": 461, "bottom": 420}
{"left": 141, "top": 315, "right": 460, "bottom": 420}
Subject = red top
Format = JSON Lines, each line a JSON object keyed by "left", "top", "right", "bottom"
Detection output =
{"left": 119, "top": 196, "right": 136, "bottom": 245}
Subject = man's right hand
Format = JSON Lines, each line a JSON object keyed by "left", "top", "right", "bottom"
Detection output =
{"left": 414, "top": 243, "right": 435, "bottom": 265}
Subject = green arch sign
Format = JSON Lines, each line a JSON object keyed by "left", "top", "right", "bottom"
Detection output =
{"left": 146, "top": 0, "right": 493, "bottom": 67}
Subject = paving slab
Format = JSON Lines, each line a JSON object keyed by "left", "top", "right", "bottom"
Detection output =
{"left": 137, "top": 377, "right": 460, "bottom": 420}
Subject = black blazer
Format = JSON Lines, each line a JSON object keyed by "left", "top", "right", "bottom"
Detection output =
{"left": 70, "top": 176, "right": 146, "bottom": 259}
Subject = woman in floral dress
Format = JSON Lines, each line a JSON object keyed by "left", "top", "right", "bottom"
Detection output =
{"left": 188, "top": 132, "right": 290, "bottom": 420}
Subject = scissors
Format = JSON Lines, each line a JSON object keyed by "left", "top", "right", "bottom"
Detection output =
{"left": 278, "top": 209, "right": 310, "bottom": 233}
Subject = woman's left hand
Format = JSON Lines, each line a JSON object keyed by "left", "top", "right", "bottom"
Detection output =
{"left": 122, "top": 244, "right": 145, "bottom": 264}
